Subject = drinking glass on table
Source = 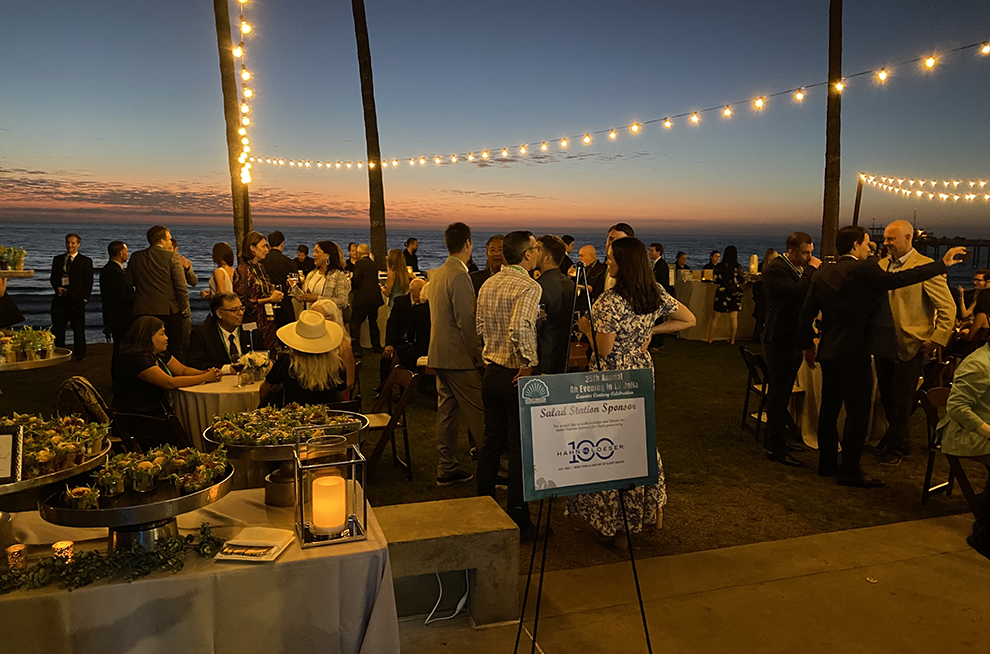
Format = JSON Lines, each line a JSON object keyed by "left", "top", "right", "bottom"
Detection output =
{"left": 231, "top": 360, "right": 246, "bottom": 388}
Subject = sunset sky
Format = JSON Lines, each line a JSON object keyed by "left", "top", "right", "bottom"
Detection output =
{"left": 1, "top": 0, "right": 989, "bottom": 236}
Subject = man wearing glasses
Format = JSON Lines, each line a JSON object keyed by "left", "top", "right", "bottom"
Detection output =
{"left": 187, "top": 292, "right": 251, "bottom": 373}
{"left": 959, "top": 269, "right": 989, "bottom": 320}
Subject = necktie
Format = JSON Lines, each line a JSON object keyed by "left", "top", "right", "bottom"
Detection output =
{"left": 64, "top": 255, "right": 73, "bottom": 273}
{"left": 228, "top": 333, "right": 240, "bottom": 361}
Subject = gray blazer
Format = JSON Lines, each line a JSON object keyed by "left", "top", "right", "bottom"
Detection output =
{"left": 428, "top": 257, "right": 483, "bottom": 369}
{"left": 126, "top": 245, "right": 190, "bottom": 317}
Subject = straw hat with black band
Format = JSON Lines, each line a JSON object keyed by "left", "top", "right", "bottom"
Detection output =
{"left": 276, "top": 309, "right": 344, "bottom": 354}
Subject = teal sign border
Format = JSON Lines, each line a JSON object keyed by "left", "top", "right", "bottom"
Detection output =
{"left": 518, "top": 368, "right": 658, "bottom": 501}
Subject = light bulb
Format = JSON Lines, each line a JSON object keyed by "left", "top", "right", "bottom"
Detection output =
{"left": 540, "top": 142, "right": 548, "bottom": 151}
{"left": 289, "top": 161, "right": 295, "bottom": 166}
{"left": 241, "top": 67, "right": 251, "bottom": 81}
{"left": 367, "top": 161, "right": 374, "bottom": 168}
{"left": 982, "top": 43, "right": 990, "bottom": 55}
{"left": 238, "top": 0, "right": 247, "bottom": 4}
{"left": 501, "top": 148, "right": 509, "bottom": 157}
{"left": 317, "top": 162, "right": 323, "bottom": 167}
{"left": 240, "top": 103, "right": 250, "bottom": 113}
{"left": 238, "top": 153, "right": 247, "bottom": 163}
{"left": 357, "top": 161, "right": 363, "bottom": 168}
{"left": 754, "top": 97, "right": 765, "bottom": 109}
{"left": 243, "top": 88, "right": 252, "bottom": 98}
{"left": 795, "top": 89, "right": 805, "bottom": 101}
{"left": 305, "top": 161, "right": 311, "bottom": 167}
{"left": 391, "top": 159, "right": 398, "bottom": 167}
{"left": 241, "top": 137, "right": 249, "bottom": 145}
{"left": 346, "top": 162, "right": 352, "bottom": 169}
{"left": 583, "top": 134, "right": 591, "bottom": 144}
{"left": 434, "top": 156, "right": 442, "bottom": 164}
{"left": 835, "top": 81, "right": 844, "bottom": 92}
{"left": 630, "top": 123, "right": 640, "bottom": 133}
{"left": 877, "top": 68, "right": 888, "bottom": 82}
{"left": 723, "top": 106, "right": 732, "bottom": 117}
{"left": 519, "top": 145, "right": 527, "bottom": 154}
{"left": 419, "top": 157, "right": 426, "bottom": 165}
{"left": 482, "top": 150, "right": 489, "bottom": 159}
{"left": 925, "top": 56, "right": 936, "bottom": 68}
{"left": 409, "top": 158, "right": 415, "bottom": 166}
{"left": 243, "top": 145, "right": 250, "bottom": 153}
{"left": 450, "top": 155, "right": 457, "bottom": 163}
{"left": 560, "top": 138, "right": 568, "bottom": 148}
{"left": 690, "top": 113, "right": 699, "bottom": 124}
{"left": 467, "top": 153, "right": 474, "bottom": 161}
{"left": 249, "top": 157, "right": 255, "bottom": 162}
{"left": 241, "top": 117, "right": 250, "bottom": 126}
{"left": 232, "top": 44, "right": 243, "bottom": 58}
{"left": 663, "top": 119, "right": 672, "bottom": 129}
{"left": 381, "top": 161, "right": 386, "bottom": 168}
{"left": 609, "top": 129, "right": 617, "bottom": 139}
{"left": 335, "top": 161, "right": 341, "bottom": 168}
{"left": 916, "top": 190, "right": 923, "bottom": 197}
{"left": 238, "top": 127, "right": 247, "bottom": 136}
{"left": 240, "top": 21, "right": 251, "bottom": 34}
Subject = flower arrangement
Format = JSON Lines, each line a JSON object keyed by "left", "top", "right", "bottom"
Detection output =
{"left": 0, "top": 413, "right": 111, "bottom": 480}
{"left": 239, "top": 350, "right": 269, "bottom": 370}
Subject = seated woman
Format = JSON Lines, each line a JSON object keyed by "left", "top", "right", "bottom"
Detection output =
{"left": 260, "top": 309, "right": 349, "bottom": 407}
{"left": 311, "top": 298, "right": 356, "bottom": 396}
{"left": 112, "top": 316, "right": 222, "bottom": 447}
{"left": 950, "top": 291, "right": 990, "bottom": 358}
{"left": 938, "top": 342, "right": 990, "bottom": 558}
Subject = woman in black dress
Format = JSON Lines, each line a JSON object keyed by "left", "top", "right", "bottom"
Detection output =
{"left": 707, "top": 245, "right": 745, "bottom": 344}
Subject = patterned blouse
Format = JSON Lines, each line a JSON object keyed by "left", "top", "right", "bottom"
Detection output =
{"left": 590, "top": 287, "right": 679, "bottom": 371}
{"left": 233, "top": 261, "right": 278, "bottom": 350}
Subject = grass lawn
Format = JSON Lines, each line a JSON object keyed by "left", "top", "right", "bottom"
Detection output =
{"left": 3, "top": 338, "right": 984, "bottom": 572}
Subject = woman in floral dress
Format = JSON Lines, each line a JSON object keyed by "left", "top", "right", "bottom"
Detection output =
{"left": 572, "top": 237, "right": 696, "bottom": 547}
{"left": 233, "top": 231, "right": 284, "bottom": 351}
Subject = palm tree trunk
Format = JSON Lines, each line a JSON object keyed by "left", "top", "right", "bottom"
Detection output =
{"left": 213, "top": 0, "right": 252, "bottom": 259}
{"left": 821, "top": 0, "right": 842, "bottom": 259}
{"left": 351, "top": 0, "right": 388, "bottom": 269}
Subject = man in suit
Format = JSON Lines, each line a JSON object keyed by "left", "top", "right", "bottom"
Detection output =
{"left": 578, "top": 245, "right": 607, "bottom": 302}
{"left": 380, "top": 278, "right": 430, "bottom": 381}
{"left": 126, "top": 225, "right": 190, "bottom": 360}
{"left": 875, "top": 220, "right": 957, "bottom": 466}
{"left": 100, "top": 240, "right": 134, "bottom": 361}
{"left": 470, "top": 234, "right": 504, "bottom": 296}
{"left": 762, "top": 232, "right": 821, "bottom": 467}
{"left": 262, "top": 230, "right": 298, "bottom": 328}
{"left": 535, "top": 235, "right": 575, "bottom": 375}
{"left": 428, "top": 222, "right": 486, "bottom": 486}
{"left": 349, "top": 244, "right": 384, "bottom": 357}
{"left": 559, "top": 235, "right": 576, "bottom": 275}
{"left": 799, "top": 225, "right": 965, "bottom": 487}
{"left": 403, "top": 238, "right": 421, "bottom": 273}
{"left": 295, "top": 245, "right": 315, "bottom": 276}
{"left": 187, "top": 293, "right": 250, "bottom": 373}
{"left": 50, "top": 233, "right": 94, "bottom": 361}
{"left": 649, "top": 242, "right": 673, "bottom": 294}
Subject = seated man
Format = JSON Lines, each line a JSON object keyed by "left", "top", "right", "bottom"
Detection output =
{"left": 187, "top": 292, "right": 251, "bottom": 373}
{"left": 380, "top": 278, "right": 431, "bottom": 382}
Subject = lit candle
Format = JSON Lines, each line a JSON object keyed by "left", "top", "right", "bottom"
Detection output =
{"left": 6, "top": 544, "right": 25, "bottom": 570}
{"left": 52, "top": 540, "right": 73, "bottom": 561}
{"left": 311, "top": 476, "right": 346, "bottom": 535}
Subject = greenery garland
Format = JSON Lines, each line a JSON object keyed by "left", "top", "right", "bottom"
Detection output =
{"left": 1, "top": 523, "right": 225, "bottom": 594}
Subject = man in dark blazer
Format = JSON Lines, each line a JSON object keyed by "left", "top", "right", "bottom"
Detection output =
{"left": 50, "top": 233, "right": 94, "bottom": 361}
{"left": 577, "top": 245, "right": 607, "bottom": 303}
{"left": 380, "top": 278, "right": 431, "bottom": 381}
{"left": 100, "top": 240, "right": 134, "bottom": 361}
{"left": 762, "top": 232, "right": 820, "bottom": 467}
{"left": 470, "top": 235, "right": 504, "bottom": 296}
{"left": 403, "top": 238, "right": 421, "bottom": 273}
{"left": 187, "top": 293, "right": 251, "bottom": 372}
{"left": 649, "top": 242, "right": 674, "bottom": 294}
{"left": 125, "top": 225, "right": 190, "bottom": 360}
{"left": 798, "top": 225, "right": 965, "bottom": 487}
{"left": 535, "top": 235, "right": 575, "bottom": 375}
{"left": 262, "top": 230, "right": 298, "bottom": 328}
{"left": 295, "top": 245, "right": 315, "bottom": 276}
{"left": 349, "top": 244, "right": 384, "bottom": 357}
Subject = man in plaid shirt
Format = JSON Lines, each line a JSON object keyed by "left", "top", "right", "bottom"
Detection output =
{"left": 476, "top": 231, "right": 544, "bottom": 535}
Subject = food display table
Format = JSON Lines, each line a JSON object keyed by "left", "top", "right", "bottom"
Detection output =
{"left": 674, "top": 278, "right": 756, "bottom": 342}
{"left": 793, "top": 361, "right": 887, "bottom": 449}
{"left": 0, "top": 347, "right": 72, "bottom": 372}
{"left": 172, "top": 376, "right": 261, "bottom": 450}
{"left": 0, "top": 489, "right": 400, "bottom": 654}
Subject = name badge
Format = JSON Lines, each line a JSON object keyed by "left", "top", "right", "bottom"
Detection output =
{"left": 61, "top": 276, "right": 70, "bottom": 287}
{"left": 264, "top": 303, "right": 275, "bottom": 317}
{"left": 243, "top": 322, "right": 258, "bottom": 331}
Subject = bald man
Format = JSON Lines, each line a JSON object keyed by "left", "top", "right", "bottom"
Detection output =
{"left": 875, "top": 220, "right": 956, "bottom": 465}
{"left": 578, "top": 244, "right": 607, "bottom": 302}
{"left": 381, "top": 277, "right": 430, "bottom": 380}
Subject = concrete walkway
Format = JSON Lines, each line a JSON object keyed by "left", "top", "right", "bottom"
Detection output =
{"left": 400, "top": 514, "right": 990, "bottom": 653}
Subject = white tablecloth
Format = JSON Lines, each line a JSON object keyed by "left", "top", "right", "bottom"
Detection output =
{"left": 674, "top": 278, "right": 756, "bottom": 342}
{"left": 172, "top": 376, "right": 261, "bottom": 449}
{"left": 0, "top": 489, "right": 400, "bottom": 654}
{"left": 794, "top": 361, "right": 887, "bottom": 449}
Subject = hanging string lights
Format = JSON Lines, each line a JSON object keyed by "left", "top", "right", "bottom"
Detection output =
{"left": 861, "top": 173, "right": 990, "bottom": 202}
{"left": 236, "top": 19, "right": 988, "bottom": 177}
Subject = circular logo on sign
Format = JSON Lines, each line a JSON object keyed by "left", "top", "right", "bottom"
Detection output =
{"left": 522, "top": 379, "right": 550, "bottom": 400}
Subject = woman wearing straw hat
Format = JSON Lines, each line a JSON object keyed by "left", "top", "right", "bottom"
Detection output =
{"left": 260, "top": 309, "right": 348, "bottom": 406}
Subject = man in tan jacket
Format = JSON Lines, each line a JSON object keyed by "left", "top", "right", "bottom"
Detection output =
{"left": 876, "top": 220, "right": 956, "bottom": 465}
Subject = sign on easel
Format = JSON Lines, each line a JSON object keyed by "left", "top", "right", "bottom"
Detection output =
{"left": 518, "top": 368, "right": 658, "bottom": 502}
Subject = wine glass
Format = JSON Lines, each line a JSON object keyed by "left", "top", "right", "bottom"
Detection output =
{"left": 231, "top": 361, "right": 246, "bottom": 388}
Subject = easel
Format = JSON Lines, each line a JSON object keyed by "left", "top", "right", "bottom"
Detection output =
{"left": 513, "top": 261, "right": 653, "bottom": 654}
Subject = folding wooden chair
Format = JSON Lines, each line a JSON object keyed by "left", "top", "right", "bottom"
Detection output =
{"left": 917, "top": 387, "right": 955, "bottom": 504}
{"left": 739, "top": 347, "right": 770, "bottom": 443}
{"left": 364, "top": 366, "right": 419, "bottom": 480}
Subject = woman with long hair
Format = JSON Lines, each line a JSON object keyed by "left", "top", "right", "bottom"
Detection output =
{"left": 201, "top": 242, "right": 235, "bottom": 299}
{"left": 112, "top": 316, "right": 221, "bottom": 420}
{"left": 260, "top": 309, "right": 350, "bottom": 406}
{"left": 573, "top": 237, "right": 695, "bottom": 547}
{"left": 233, "top": 231, "right": 284, "bottom": 350}
{"left": 707, "top": 244, "right": 745, "bottom": 344}
{"left": 381, "top": 248, "right": 412, "bottom": 309}
{"left": 293, "top": 240, "right": 350, "bottom": 313}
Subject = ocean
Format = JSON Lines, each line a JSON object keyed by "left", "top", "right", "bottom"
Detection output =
{"left": 0, "top": 220, "right": 977, "bottom": 342}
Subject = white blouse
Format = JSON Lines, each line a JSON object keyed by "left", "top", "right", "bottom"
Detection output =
{"left": 297, "top": 268, "right": 351, "bottom": 311}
